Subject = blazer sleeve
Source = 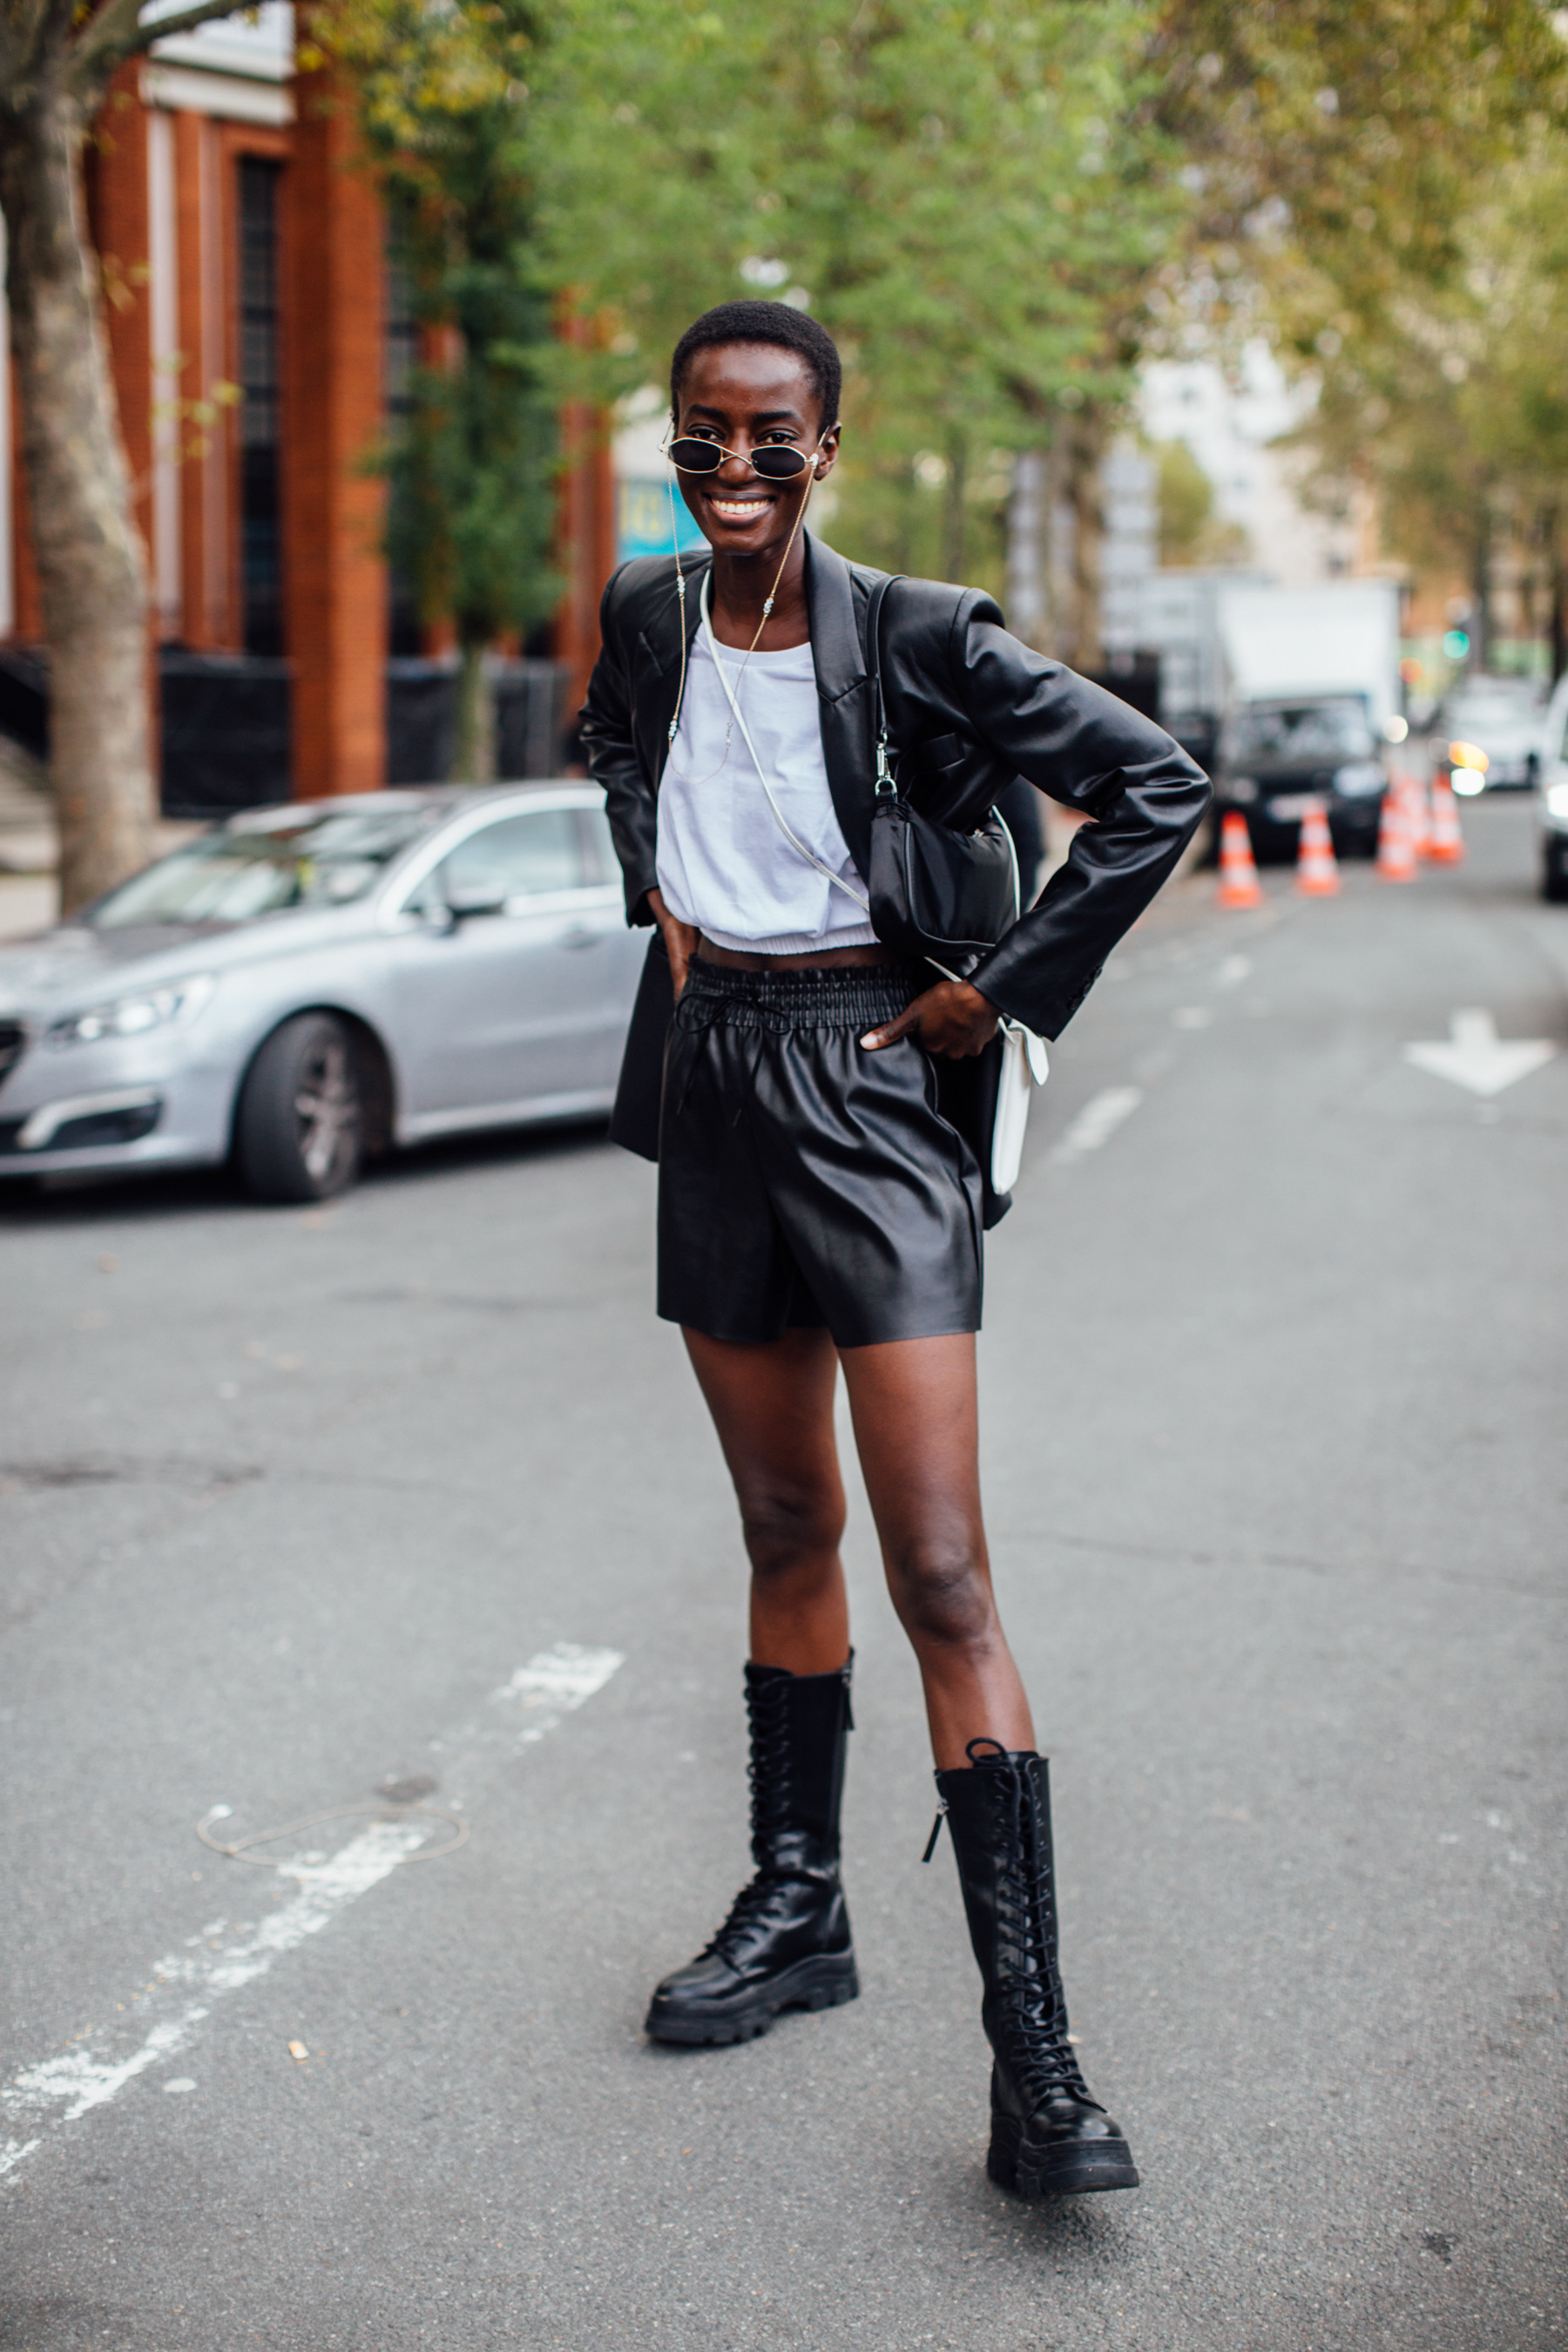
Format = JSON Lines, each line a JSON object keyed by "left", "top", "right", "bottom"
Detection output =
{"left": 580, "top": 566, "right": 660, "bottom": 928}
{"left": 950, "top": 593, "right": 1211, "bottom": 1037}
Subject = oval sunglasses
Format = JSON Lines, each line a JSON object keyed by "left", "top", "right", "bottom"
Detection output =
{"left": 664, "top": 433, "right": 822, "bottom": 481}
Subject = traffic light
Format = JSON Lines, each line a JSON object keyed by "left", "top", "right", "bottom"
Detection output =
{"left": 1442, "top": 628, "right": 1470, "bottom": 661}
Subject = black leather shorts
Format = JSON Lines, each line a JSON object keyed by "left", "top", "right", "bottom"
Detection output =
{"left": 657, "top": 960, "right": 984, "bottom": 1348}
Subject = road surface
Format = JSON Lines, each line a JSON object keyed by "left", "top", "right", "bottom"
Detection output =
{"left": 2, "top": 796, "right": 1564, "bottom": 2350}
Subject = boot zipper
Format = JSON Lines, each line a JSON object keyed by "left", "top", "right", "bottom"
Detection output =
{"left": 921, "top": 1795, "right": 949, "bottom": 1862}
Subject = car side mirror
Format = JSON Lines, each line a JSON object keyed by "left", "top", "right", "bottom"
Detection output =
{"left": 444, "top": 881, "right": 509, "bottom": 925}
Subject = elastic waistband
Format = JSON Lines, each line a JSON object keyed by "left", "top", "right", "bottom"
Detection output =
{"left": 679, "top": 957, "right": 922, "bottom": 1032}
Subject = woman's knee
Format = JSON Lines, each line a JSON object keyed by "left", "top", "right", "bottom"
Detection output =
{"left": 886, "top": 1536, "right": 997, "bottom": 1651}
{"left": 738, "top": 1477, "right": 846, "bottom": 1583}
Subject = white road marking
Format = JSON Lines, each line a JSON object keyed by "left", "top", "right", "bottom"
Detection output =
{"left": 1215, "top": 955, "right": 1253, "bottom": 987}
{"left": 1050, "top": 1086, "right": 1144, "bottom": 1163}
{"left": 1173, "top": 1005, "right": 1213, "bottom": 1030}
{"left": 1402, "top": 1009, "right": 1556, "bottom": 1098}
{"left": 489, "top": 1642, "right": 624, "bottom": 1747}
{"left": 0, "top": 1643, "right": 623, "bottom": 2186}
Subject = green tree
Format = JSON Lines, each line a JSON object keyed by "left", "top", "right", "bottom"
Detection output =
{"left": 541, "top": 0, "right": 1188, "bottom": 645}
{"left": 0, "top": 0, "right": 260, "bottom": 907}
{"left": 1152, "top": 437, "right": 1247, "bottom": 566}
{"left": 327, "top": 0, "right": 561, "bottom": 779}
{"left": 1148, "top": 0, "right": 1568, "bottom": 659}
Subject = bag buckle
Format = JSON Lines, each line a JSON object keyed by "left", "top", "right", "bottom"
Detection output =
{"left": 874, "top": 733, "right": 896, "bottom": 797}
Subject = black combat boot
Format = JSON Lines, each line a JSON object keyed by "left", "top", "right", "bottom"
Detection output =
{"left": 931, "top": 1738, "right": 1139, "bottom": 2198}
{"left": 645, "top": 1658, "right": 858, "bottom": 2045}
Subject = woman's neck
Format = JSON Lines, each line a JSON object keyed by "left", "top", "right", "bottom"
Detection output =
{"left": 706, "top": 533, "right": 811, "bottom": 652}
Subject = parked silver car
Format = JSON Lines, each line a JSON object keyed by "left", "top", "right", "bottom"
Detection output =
{"left": 0, "top": 785, "right": 645, "bottom": 1200}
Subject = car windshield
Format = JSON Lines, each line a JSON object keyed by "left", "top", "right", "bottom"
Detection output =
{"left": 1447, "top": 694, "right": 1538, "bottom": 732}
{"left": 1227, "top": 700, "right": 1373, "bottom": 765}
{"left": 90, "top": 806, "right": 436, "bottom": 929}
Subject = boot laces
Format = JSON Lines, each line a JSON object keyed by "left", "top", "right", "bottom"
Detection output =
{"left": 698, "top": 1675, "right": 816, "bottom": 1965}
{"left": 992, "top": 1773, "right": 1097, "bottom": 2109}
{"left": 701, "top": 1868, "right": 799, "bottom": 1963}
{"left": 745, "top": 1673, "right": 795, "bottom": 1851}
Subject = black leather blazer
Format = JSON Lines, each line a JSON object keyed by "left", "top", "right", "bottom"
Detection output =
{"left": 582, "top": 531, "right": 1209, "bottom": 1200}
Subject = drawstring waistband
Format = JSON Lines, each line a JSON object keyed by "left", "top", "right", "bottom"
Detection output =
{"left": 675, "top": 958, "right": 922, "bottom": 1037}
{"left": 669, "top": 959, "right": 924, "bottom": 1122}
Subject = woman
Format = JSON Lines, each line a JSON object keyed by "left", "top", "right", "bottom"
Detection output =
{"left": 583, "top": 300, "right": 1208, "bottom": 2200}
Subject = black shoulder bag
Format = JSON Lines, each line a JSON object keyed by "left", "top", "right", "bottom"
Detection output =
{"left": 863, "top": 574, "right": 1019, "bottom": 969}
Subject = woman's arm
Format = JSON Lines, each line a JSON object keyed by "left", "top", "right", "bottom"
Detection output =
{"left": 580, "top": 571, "right": 661, "bottom": 930}
{"left": 953, "top": 599, "right": 1211, "bottom": 1037}
{"left": 863, "top": 590, "right": 1208, "bottom": 1059}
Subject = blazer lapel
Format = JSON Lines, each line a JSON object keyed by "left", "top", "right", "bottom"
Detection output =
{"left": 804, "top": 532, "right": 875, "bottom": 877}
{"left": 634, "top": 555, "right": 709, "bottom": 789}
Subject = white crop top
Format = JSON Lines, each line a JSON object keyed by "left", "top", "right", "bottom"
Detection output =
{"left": 654, "top": 620, "right": 878, "bottom": 956}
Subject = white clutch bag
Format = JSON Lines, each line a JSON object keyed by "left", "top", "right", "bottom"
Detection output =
{"left": 991, "top": 1021, "right": 1049, "bottom": 1194}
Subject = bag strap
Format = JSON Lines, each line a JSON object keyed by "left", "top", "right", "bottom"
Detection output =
{"left": 864, "top": 571, "right": 905, "bottom": 798}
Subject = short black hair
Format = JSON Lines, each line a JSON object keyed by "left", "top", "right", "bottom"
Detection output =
{"left": 670, "top": 301, "right": 841, "bottom": 434}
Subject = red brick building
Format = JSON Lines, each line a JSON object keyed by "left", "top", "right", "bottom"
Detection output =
{"left": 0, "top": 4, "right": 615, "bottom": 807}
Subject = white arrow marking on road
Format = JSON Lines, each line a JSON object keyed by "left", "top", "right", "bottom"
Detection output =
{"left": 0, "top": 1642, "right": 623, "bottom": 2186}
{"left": 1402, "top": 1009, "right": 1557, "bottom": 1099}
{"left": 1050, "top": 1086, "right": 1144, "bottom": 1163}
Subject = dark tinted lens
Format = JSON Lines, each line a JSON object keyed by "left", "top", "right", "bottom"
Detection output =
{"left": 668, "top": 437, "right": 724, "bottom": 472}
{"left": 751, "top": 445, "right": 809, "bottom": 479}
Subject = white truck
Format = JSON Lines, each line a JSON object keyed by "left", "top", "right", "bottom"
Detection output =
{"left": 1211, "top": 578, "right": 1402, "bottom": 858}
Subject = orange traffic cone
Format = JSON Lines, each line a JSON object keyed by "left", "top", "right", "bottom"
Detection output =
{"left": 1375, "top": 786, "right": 1416, "bottom": 882}
{"left": 1295, "top": 798, "right": 1341, "bottom": 896}
{"left": 1404, "top": 774, "right": 1432, "bottom": 860}
{"left": 1215, "top": 809, "right": 1263, "bottom": 908}
{"left": 1426, "top": 773, "right": 1466, "bottom": 864}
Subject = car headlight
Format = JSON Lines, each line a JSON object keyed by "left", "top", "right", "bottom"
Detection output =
{"left": 46, "top": 973, "right": 215, "bottom": 1047}
{"left": 1225, "top": 775, "right": 1260, "bottom": 804}
{"left": 1333, "top": 762, "right": 1386, "bottom": 797}
{"left": 1544, "top": 783, "right": 1568, "bottom": 822}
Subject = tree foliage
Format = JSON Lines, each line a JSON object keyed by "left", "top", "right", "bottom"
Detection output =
{"left": 537, "top": 0, "right": 1189, "bottom": 591}
{"left": 322, "top": 0, "right": 561, "bottom": 777}
{"left": 1150, "top": 1, "right": 1568, "bottom": 655}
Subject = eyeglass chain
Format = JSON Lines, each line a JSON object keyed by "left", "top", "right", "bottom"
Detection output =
{"left": 663, "top": 445, "right": 818, "bottom": 788}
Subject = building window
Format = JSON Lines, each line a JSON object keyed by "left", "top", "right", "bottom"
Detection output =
{"left": 238, "top": 156, "right": 283, "bottom": 657}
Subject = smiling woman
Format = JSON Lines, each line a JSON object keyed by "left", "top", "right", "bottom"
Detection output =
{"left": 580, "top": 301, "right": 1211, "bottom": 2203}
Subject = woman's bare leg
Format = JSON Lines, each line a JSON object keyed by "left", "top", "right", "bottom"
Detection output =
{"left": 838, "top": 1332, "right": 1033, "bottom": 1769}
{"left": 682, "top": 1324, "right": 850, "bottom": 1673}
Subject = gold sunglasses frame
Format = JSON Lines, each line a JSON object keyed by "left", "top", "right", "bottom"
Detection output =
{"left": 661, "top": 432, "right": 823, "bottom": 482}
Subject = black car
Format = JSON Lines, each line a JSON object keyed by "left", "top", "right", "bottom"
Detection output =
{"left": 1213, "top": 695, "right": 1388, "bottom": 861}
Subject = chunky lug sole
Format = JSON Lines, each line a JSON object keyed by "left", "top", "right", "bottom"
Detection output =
{"left": 987, "top": 2112, "right": 1140, "bottom": 2199}
{"left": 644, "top": 1949, "right": 859, "bottom": 2046}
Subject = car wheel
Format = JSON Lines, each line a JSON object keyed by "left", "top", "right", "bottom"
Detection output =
{"left": 235, "top": 1012, "right": 364, "bottom": 1201}
{"left": 1544, "top": 841, "right": 1568, "bottom": 904}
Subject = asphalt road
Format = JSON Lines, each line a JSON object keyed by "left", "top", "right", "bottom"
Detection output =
{"left": 3, "top": 795, "right": 1564, "bottom": 2352}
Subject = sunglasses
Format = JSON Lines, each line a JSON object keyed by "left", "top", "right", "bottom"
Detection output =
{"left": 665, "top": 434, "right": 820, "bottom": 482}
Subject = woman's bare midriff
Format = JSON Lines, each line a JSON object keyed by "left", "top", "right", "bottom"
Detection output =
{"left": 694, "top": 936, "right": 903, "bottom": 973}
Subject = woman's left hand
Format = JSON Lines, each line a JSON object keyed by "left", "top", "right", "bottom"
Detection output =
{"left": 861, "top": 978, "right": 1000, "bottom": 1059}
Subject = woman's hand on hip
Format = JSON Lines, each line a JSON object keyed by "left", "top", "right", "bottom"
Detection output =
{"left": 861, "top": 979, "right": 1000, "bottom": 1059}
{"left": 648, "top": 888, "right": 700, "bottom": 1001}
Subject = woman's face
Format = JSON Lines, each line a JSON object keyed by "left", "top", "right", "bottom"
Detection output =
{"left": 672, "top": 342, "right": 841, "bottom": 561}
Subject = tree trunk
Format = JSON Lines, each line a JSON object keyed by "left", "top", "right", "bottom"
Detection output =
{"left": 0, "top": 78, "right": 155, "bottom": 910}
{"left": 1041, "top": 416, "right": 1106, "bottom": 672}
{"left": 1471, "top": 507, "right": 1492, "bottom": 673}
{"left": 1548, "top": 510, "right": 1567, "bottom": 686}
{"left": 1005, "top": 449, "right": 1048, "bottom": 651}
{"left": 451, "top": 636, "right": 496, "bottom": 783}
{"left": 939, "top": 435, "right": 968, "bottom": 585}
